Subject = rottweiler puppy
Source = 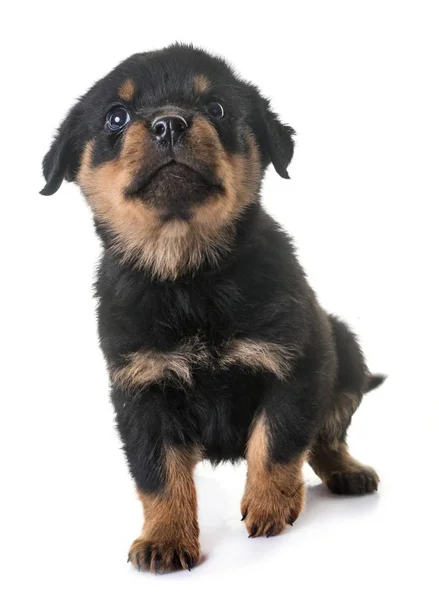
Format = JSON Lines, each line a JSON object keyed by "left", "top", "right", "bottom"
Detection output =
{"left": 41, "top": 44, "right": 385, "bottom": 574}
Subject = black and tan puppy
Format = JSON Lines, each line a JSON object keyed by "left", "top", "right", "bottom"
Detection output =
{"left": 41, "top": 44, "right": 384, "bottom": 574}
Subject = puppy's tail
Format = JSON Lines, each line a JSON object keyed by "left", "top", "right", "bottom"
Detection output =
{"left": 328, "top": 314, "right": 386, "bottom": 397}
{"left": 364, "top": 373, "right": 387, "bottom": 394}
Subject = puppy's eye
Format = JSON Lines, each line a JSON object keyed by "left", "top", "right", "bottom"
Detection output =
{"left": 105, "top": 107, "right": 131, "bottom": 131}
{"left": 206, "top": 102, "right": 225, "bottom": 120}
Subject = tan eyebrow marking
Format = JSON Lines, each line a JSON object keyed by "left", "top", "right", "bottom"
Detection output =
{"left": 118, "top": 78, "right": 136, "bottom": 102}
{"left": 220, "top": 339, "right": 296, "bottom": 380}
{"left": 193, "top": 75, "right": 210, "bottom": 95}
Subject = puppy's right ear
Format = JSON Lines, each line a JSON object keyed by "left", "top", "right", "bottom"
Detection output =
{"left": 40, "top": 106, "right": 81, "bottom": 196}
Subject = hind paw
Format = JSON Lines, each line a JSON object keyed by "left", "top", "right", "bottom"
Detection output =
{"left": 326, "top": 465, "right": 379, "bottom": 495}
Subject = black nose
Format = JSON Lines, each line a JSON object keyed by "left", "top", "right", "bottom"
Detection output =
{"left": 151, "top": 115, "right": 189, "bottom": 144}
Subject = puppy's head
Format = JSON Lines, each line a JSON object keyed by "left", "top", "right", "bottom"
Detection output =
{"left": 41, "top": 44, "right": 295, "bottom": 278}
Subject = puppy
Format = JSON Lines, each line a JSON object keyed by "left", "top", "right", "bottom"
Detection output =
{"left": 41, "top": 44, "right": 385, "bottom": 574}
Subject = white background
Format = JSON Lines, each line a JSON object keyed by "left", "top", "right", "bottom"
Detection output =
{"left": 1, "top": 1, "right": 438, "bottom": 598}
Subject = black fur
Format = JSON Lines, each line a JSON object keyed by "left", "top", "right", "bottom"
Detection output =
{"left": 41, "top": 44, "right": 384, "bottom": 523}
{"left": 95, "top": 204, "right": 336, "bottom": 491}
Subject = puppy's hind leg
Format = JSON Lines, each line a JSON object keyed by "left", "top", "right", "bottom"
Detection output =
{"left": 309, "top": 316, "right": 384, "bottom": 495}
{"left": 309, "top": 413, "right": 380, "bottom": 495}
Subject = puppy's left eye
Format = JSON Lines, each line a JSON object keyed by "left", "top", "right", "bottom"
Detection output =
{"left": 105, "top": 107, "right": 131, "bottom": 131}
{"left": 206, "top": 102, "right": 225, "bottom": 119}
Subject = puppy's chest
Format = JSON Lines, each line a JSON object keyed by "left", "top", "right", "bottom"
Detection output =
{"left": 144, "top": 281, "right": 244, "bottom": 345}
{"left": 109, "top": 283, "right": 294, "bottom": 389}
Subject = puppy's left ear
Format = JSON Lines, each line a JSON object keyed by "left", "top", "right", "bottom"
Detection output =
{"left": 40, "top": 106, "right": 81, "bottom": 196}
{"left": 252, "top": 95, "right": 295, "bottom": 179}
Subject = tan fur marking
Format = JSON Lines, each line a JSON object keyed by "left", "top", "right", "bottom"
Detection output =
{"left": 129, "top": 447, "right": 201, "bottom": 573}
{"left": 191, "top": 120, "right": 261, "bottom": 229}
{"left": 310, "top": 442, "right": 364, "bottom": 480}
{"left": 118, "top": 78, "right": 136, "bottom": 102}
{"left": 193, "top": 75, "right": 210, "bottom": 95}
{"left": 111, "top": 338, "right": 209, "bottom": 389}
{"left": 309, "top": 385, "right": 379, "bottom": 494}
{"left": 241, "top": 414, "right": 307, "bottom": 537}
{"left": 77, "top": 119, "right": 261, "bottom": 280}
{"left": 320, "top": 391, "right": 360, "bottom": 449}
{"left": 112, "top": 336, "right": 296, "bottom": 389}
{"left": 309, "top": 441, "right": 379, "bottom": 493}
{"left": 221, "top": 339, "right": 296, "bottom": 379}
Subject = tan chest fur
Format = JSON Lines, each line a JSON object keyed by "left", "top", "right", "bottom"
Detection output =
{"left": 110, "top": 337, "right": 297, "bottom": 390}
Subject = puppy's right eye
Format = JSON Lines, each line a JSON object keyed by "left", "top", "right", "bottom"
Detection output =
{"left": 105, "top": 107, "right": 131, "bottom": 132}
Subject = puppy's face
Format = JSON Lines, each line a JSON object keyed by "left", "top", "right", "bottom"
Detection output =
{"left": 42, "top": 45, "right": 295, "bottom": 278}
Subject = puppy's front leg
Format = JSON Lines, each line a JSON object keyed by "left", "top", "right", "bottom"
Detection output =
{"left": 127, "top": 443, "right": 201, "bottom": 573}
{"left": 241, "top": 379, "right": 312, "bottom": 538}
{"left": 111, "top": 359, "right": 201, "bottom": 573}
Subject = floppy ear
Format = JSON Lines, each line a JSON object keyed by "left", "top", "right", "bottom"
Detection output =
{"left": 261, "top": 105, "right": 295, "bottom": 179}
{"left": 40, "top": 106, "right": 81, "bottom": 196}
{"left": 251, "top": 95, "right": 295, "bottom": 179}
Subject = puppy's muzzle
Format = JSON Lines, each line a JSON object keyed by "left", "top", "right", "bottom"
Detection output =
{"left": 151, "top": 114, "right": 189, "bottom": 146}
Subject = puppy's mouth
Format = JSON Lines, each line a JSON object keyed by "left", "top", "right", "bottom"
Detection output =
{"left": 125, "top": 158, "right": 224, "bottom": 198}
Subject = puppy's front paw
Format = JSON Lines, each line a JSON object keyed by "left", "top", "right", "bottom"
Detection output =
{"left": 241, "top": 483, "right": 306, "bottom": 538}
{"left": 128, "top": 536, "right": 201, "bottom": 574}
{"left": 326, "top": 465, "right": 379, "bottom": 495}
